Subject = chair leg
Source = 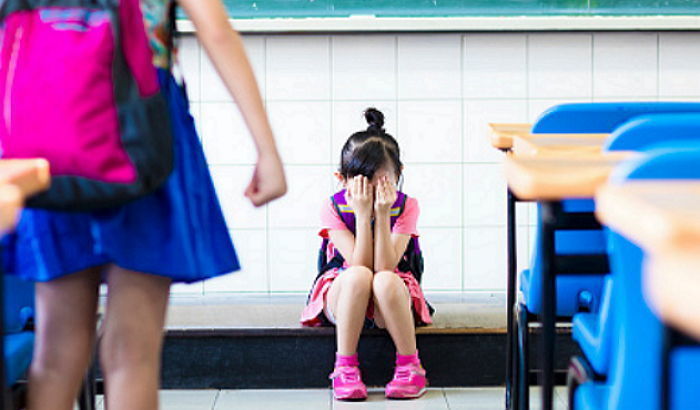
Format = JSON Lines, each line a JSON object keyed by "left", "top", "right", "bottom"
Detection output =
{"left": 77, "top": 352, "right": 97, "bottom": 410}
{"left": 511, "top": 301, "right": 521, "bottom": 410}
{"left": 517, "top": 303, "right": 530, "bottom": 410}
{"left": 3, "top": 386, "right": 13, "bottom": 410}
{"left": 506, "top": 188, "right": 518, "bottom": 410}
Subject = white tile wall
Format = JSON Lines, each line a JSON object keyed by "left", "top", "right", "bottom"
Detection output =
{"left": 464, "top": 34, "right": 527, "bottom": 99}
{"left": 268, "top": 228, "right": 319, "bottom": 292}
{"left": 204, "top": 230, "right": 268, "bottom": 293}
{"left": 172, "top": 32, "right": 700, "bottom": 295}
{"left": 266, "top": 36, "right": 330, "bottom": 101}
{"left": 397, "top": 34, "right": 462, "bottom": 100}
{"left": 463, "top": 99, "right": 527, "bottom": 163}
{"left": 528, "top": 33, "right": 593, "bottom": 99}
{"left": 659, "top": 33, "right": 700, "bottom": 97}
{"left": 332, "top": 35, "right": 397, "bottom": 100}
{"left": 397, "top": 101, "right": 462, "bottom": 163}
{"left": 201, "top": 102, "right": 256, "bottom": 165}
{"left": 592, "top": 33, "right": 658, "bottom": 99}
{"left": 420, "top": 228, "right": 463, "bottom": 292}
{"left": 463, "top": 164, "right": 506, "bottom": 226}
{"left": 267, "top": 102, "right": 332, "bottom": 165}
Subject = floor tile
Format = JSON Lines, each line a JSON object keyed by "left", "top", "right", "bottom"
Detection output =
{"left": 160, "top": 390, "right": 219, "bottom": 410}
{"left": 216, "top": 389, "right": 331, "bottom": 410}
{"left": 444, "top": 387, "right": 567, "bottom": 410}
{"left": 332, "top": 388, "right": 447, "bottom": 410}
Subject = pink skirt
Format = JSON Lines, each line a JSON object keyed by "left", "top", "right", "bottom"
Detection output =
{"left": 300, "top": 267, "right": 433, "bottom": 327}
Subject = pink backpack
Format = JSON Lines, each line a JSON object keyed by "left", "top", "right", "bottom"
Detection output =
{"left": 0, "top": 0, "right": 174, "bottom": 210}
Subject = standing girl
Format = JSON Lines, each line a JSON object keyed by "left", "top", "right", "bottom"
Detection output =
{"left": 3, "top": 1, "right": 286, "bottom": 409}
{"left": 301, "top": 108, "right": 433, "bottom": 401}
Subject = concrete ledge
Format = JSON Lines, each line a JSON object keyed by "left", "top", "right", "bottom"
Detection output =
{"left": 177, "top": 16, "right": 700, "bottom": 34}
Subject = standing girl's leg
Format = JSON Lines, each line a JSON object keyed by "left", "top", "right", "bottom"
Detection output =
{"left": 372, "top": 271, "right": 416, "bottom": 355}
{"left": 28, "top": 268, "right": 102, "bottom": 410}
{"left": 99, "top": 266, "right": 171, "bottom": 410}
{"left": 325, "top": 266, "right": 374, "bottom": 355}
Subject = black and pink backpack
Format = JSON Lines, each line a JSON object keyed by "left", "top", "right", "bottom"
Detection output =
{"left": 0, "top": 0, "right": 174, "bottom": 210}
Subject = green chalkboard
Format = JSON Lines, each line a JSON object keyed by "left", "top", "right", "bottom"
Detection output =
{"left": 213, "top": 0, "right": 700, "bottom": 19}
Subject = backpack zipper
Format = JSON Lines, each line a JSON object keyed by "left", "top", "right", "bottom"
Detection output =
{"left": 4, "top": 25, "right": 23, "bottom": 135}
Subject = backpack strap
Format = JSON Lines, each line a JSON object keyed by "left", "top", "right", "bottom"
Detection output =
{"left": 391, "top": 192, "right": 408, "bottom": 226}
{"left": 331, "top": 190, "right": 355, "bottom": 233}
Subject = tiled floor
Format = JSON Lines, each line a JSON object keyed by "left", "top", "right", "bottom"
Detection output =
{"left": 93, "top": 387, "right": 568, "bottom": 410}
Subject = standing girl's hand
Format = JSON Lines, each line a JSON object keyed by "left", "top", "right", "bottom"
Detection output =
{"left": 245, "top": 149, "right": 287, "bottom": 207}
{"left": 346, "top": 175, "right": 374, "bottom": 219}
{"left": 374, "top": 176, "right": 397, "bottom": 215}
{"left": 179, "top": 0, "right": 287, "bottom": 207}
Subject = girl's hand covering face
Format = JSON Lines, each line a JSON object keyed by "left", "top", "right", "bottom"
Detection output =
{"left": 346, "top": 175, "right": 374, "bottom": 219}
{"left": 374, "top": 176, "right": 397, "bottom": 214}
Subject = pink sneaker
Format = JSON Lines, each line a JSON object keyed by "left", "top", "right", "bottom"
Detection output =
{"left": 385, "top": 362, "right": 428, "bottom": 399}
{"left": 329, "top": 366, "right": 368, "bottom": 401}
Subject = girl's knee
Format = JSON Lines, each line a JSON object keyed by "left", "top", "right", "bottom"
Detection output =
{"left": 100, "top": 327, "right": 161, "bottom": 374}
{"left": 341, "top": 266, "right": 373, "bottom": 290}
{"left": 372, "top": 271, "right": 405, "bottom": 301}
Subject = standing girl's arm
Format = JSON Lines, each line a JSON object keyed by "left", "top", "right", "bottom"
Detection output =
{"left": 374, "top": 176, "right": 411, "bottom": 272}
{"left": 178, "top": 0, "right": 286, "bottom": 206}
{"left": 328, "top": 176, "right": 374, "bottom": 270}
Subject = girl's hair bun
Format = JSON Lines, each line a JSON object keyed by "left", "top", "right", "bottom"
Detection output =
{"left": 364, "top": 107, "right": 385, "bottom": 132}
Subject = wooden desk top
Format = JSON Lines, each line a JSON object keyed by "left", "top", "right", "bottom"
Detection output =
{"left": 488, "top": 122, "right": 609, "bottom": 152}
{"left": 596, "top": 181, "right": 700, "bottom": 251}
{"left": 488, "top": 123, "right": 532, "bottom": 150}
{"left": 645, "top": 247, "right": 700, "bottom": 341}
{"left": 504, "top": 151, "right": 635, "bottom": 200}
{"left": 510, "top": 134, "right": 609, "bottom": 156}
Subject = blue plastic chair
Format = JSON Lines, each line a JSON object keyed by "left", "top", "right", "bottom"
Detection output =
{"left": 573, "top": 149, "right": 700, "bottom": 410}
{"left": 605, "top": 113, "right": 700, "bottom": 152}
{"left": 571, "top": 114, "right": 700, "bottom": 384}
{"left": 514, "top": 102, "right": 700, "bottom": 410}
{"left": 520, "top": 103, "right": 700, "bottom": 321}
{"left": 571, "top": 276, "right": 613, "bottom": 377}
{"left": 533, "top": 102, "right": 700, "bottom": 134}
{"left": 2, "top": 274, "right": 34, "bottom": 388}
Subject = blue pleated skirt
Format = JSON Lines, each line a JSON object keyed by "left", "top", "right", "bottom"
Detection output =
{"left": 2, "top": 69, "right": 240, "bottom": 283}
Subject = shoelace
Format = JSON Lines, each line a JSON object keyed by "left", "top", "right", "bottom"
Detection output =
{"left": 330, "top": 367, "right": 360, "bottom": 383}
{"left": 393, "top": 366, "right": 414, "bottom": 382}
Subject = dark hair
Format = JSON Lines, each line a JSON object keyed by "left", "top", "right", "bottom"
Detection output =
{"left": 339, "top": 108, "right": 402, "bottom": 182}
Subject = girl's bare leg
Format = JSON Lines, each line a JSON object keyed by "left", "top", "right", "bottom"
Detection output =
{"left": 326, "top": 266, "right": 373, "bottom": 356}
{"left": 100, "top": 266, "right": 171, "bottom": 410}
{"left": 28, "top": 267, "right": 101, "bottom": 410}
{"left": 372, "top": 271, "right": 416, "bottom": 355}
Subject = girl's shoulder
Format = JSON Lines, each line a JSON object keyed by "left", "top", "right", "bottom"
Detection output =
{"left": 399, "top": 192, "right": 419, "bottom": 207}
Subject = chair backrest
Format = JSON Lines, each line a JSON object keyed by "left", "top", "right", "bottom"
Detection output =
{"left": 526, "top": 200, "right": 608, "bottom": 315}
{"left": 605, "top": 113, "right": 700, "bottom": 152}
{"left": 532, "top": 102, "right": 700, "bottom": 133}
{"left": 605, "top": 148, "right": 700, "bottom": 410}
{"left": 3, "top": 275, "right": 34, "bottom": 334}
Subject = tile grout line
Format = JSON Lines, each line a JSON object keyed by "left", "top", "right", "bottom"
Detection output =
{"left": 656, "top": 31, "right": 661, "bottom": 100}
{"left": 328, "top": 35, "right": 335, "bottom": 191}
{"left": 442, "top": 387, "right": 452, "bottom": 409}
{"left": 591, "top": 32, "right": 595, "bottom": 101}
{"left": 263, "top": 35, "right": 272, "bottom": 296}
{"left": 461, "top": 33, "right": 467, "bottom": 292}
{"left": 210, "top": 390, "right": 221, "bottom": 410}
